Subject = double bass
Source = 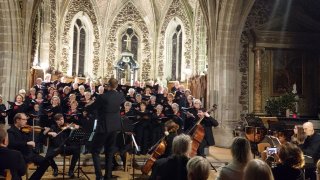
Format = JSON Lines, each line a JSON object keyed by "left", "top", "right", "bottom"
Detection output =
{"left": 188, "top": 104, "right": 217, "bottom": 157}
{"left": 141, "top": 121, "right": 179, "bottom": 175}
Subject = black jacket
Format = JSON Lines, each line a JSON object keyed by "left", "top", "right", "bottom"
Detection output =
{"left": 300, "top": 133, "right": 320, "bottom": 163}
{"left": 149, "top": 155, "right": 189, "bottom": 180}
{"left": 0, "top": 146, "right": 26, "bottom": 180}
{"left": 7, "top": 126, "right": 32, "bottom": 157}
{"left": 87, "top": 90, "right": 125, "bottom": 133}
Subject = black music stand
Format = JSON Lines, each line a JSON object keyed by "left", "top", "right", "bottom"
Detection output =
{"left": 130, "top": 134, "right": 140, "bottom": 180}
{"left": 69, "top": 129, "right": 91, "bottom": 180}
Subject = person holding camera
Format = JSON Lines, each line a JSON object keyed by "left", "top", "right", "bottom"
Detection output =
{"left": 271, "top": 142, "right": 305, "bottom": 180}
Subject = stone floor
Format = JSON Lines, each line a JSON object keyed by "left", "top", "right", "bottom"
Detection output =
{"left": 24, "top": 146, "right": 232, "bottom": 180}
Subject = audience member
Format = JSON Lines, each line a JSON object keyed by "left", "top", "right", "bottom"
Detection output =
{"left": 216, "top": 137, "right": 252, "bottom": 180}
{"left": 187, "top": 156, "right": 210, "bottom": 180}
{"left": 243, "top": 159, "right": 274, "bottom": 180}
{"left": 272, "top": 142, "right": 305, "bottom": 180}
{"left": 149, "top": 134, "right": 192, "bottom": 180}
{"left": 0, "top": 125, "right": 26, "bottom": 179}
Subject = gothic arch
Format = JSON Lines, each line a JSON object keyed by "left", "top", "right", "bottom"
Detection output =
{"left": 157, "top": 0, "right": 192, "bottom": 80}
{"left": 105, "top": 2, "right": 152, "bottom": 81}
{"left": 60, "top": 0, "right": 100, "bottom": 76}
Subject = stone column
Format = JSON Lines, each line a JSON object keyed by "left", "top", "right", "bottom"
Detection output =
{"left": 253, "top": 47, "right": 264, "bottom": 114}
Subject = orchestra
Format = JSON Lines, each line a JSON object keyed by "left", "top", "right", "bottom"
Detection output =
{"left": 0, "top": 76, "right": 220, "bottom": 179}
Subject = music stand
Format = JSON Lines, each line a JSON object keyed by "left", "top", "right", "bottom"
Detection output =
{"left": 68, "top": 129, "right": 90, "bottom": 180}
{"left": 130, "top": 134, "right": 140, "bottom": 180}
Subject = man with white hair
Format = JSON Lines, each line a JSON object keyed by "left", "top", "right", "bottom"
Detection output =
{"left": 301, "top": 121, "right": 320, "bottom": 180}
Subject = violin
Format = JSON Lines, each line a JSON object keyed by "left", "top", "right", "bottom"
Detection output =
{"left": 21, "top": 125, "right": 43, "bottom": 134}
{"left": 141, "top": 123, "right": 179, "bottom": 174}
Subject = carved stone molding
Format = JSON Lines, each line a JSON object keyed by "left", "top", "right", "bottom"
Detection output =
{"left": 31, "top": 11, "right": 39, "bottom": 65}
{"left": 105, "top": 2, "right": 152, "bottom": 81}
{"left": 194, "top": 7, "right": 201, "bottom": 73}
{"left": 61, "top": 0, "right": 100, "bottom": 75}
{"left": 239, "top": 0, "right": 272, "bottom": 114}
{"left": 157, "top": 0, "right": 192, "bottom": 77}
{"left": 49, "top": 0, "right": 56, "bottom": 68}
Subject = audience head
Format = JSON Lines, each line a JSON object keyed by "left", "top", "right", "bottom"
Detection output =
{"left": 303, "top": 122, "right": 314, "bottom": 136}
{"left": 187, "top": 156, "right": 210, "bottom": 180}
{"left": 230, "top": 137, "right": 252, "bottom": 164}
{"left": 243, "top": 159, "right": 274, "bottom": 180}
{"left": 278, "top": 142, "right": 305, "bottom": 169}
{"left": 0, "top": 125, "right": 8, "bottom": 147}
{"left": 172, "top": 134, "right": 192, "bottom": 156}
{"left": 13, "top": 113, "right": 28, "bottom": 128}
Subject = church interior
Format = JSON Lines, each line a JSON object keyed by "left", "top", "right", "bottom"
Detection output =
{"left": 1, "top": 0, "right": 320, "bottom": 179}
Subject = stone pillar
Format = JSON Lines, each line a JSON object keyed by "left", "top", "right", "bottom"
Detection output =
{"left": 253, "top": 47, "right": 264, "bottom": 114}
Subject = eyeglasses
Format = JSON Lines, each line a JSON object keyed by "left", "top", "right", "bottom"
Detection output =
{"left": 20, "top": 118, "right": 27, "bottom": 121}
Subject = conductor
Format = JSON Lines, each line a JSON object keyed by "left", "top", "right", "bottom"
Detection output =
{"left": 86, "top": 78, "right": 125, "bottom": 180}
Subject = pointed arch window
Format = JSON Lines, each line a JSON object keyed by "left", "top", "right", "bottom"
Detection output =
{"left": 72, "top": 19, "right": 86, "bottom": 76}
{"left": 171, "top": 25, "right": 182, "bottom": 81}
{"left": 121, "top": 27, "right": 139, "bottom": 60}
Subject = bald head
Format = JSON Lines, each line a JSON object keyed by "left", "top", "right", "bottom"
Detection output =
{"left": 303, "top": 122, "right": 314, "bottom": 136}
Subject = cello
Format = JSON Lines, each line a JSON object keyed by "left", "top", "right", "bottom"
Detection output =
{"left": 188, "top": 104, "right": 217, "bottom": 157}
{"left": 141, "top": 121, "right": 179, "bottom": 175}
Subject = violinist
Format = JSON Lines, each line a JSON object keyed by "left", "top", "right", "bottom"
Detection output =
{"left": 194, "top": 108, "right": 219, "bottom": 156}
{"left": 8, "top": 94, "right": 26, "bottom": 125}
{"left": 7, "top": 113, "right": 51, "bottom": 179}
{"left": 44, "top": 113, "right": 80, "bottom": 178}
{"left": 0, "top": 95, "right": 7, "bottom": 124}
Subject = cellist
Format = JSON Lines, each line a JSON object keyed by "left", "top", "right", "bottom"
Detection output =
{"left": 193, "top": 108, "right": 219, "bottom": 156}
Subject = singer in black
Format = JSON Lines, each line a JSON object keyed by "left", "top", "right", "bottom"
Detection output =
{"left": 86, "top": 78, "right": 125, "bottom": 180}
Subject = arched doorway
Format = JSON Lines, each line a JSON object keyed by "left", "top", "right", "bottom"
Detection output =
{"left": 114, "top": 51, "right": 139, "bottom": 85}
